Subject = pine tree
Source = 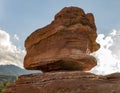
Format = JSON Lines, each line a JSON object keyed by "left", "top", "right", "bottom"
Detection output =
{"left": 0, "top": 80, "right": 10, "bottom": 93}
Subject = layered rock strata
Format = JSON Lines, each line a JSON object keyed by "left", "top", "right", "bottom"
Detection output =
{"left": 4, "top": 72, "right": 120, "bottom": 93}
{"left": 24, "top": 7, "right": 100, "bottom": 72}
{"left": 4, "top": 7, "right": 120, "bottom": 93}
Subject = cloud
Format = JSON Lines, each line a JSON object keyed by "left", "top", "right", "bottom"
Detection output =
{"left": 0, "top": 29, "right": 25, "bottom": 68}
{"left": 91, "top": 29, "right": 120, "bottom": 75}
{"left": 13, "top": 34, "right": 19, "bottom": 41}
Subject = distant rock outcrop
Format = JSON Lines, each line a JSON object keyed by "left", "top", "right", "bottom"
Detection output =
{"left": 0, "top": 65, "right": 39, "bottom": 76}
{"left": 4, "top": 7, "right": 120, "bottom": 93}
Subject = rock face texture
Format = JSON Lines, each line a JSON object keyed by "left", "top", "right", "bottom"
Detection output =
{"left": 4, "top": 72, "right": 120, "bottom": 93}
{"left": 24, "top": 7, "right": 100, "bottom": 72}
{"left": 4, "top": 7, "right": 120, "bottom": 93}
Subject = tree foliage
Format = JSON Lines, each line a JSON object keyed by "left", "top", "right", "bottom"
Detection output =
{"left": 0, "top": 80, "right": 10, "bottom": 93}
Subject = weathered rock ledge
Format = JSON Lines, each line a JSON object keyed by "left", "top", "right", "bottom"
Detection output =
{"left": 4, "top": 71, "right": 120, "bottom": 93}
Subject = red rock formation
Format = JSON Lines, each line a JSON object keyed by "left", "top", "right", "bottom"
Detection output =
{"left": 4, "top": 71, "right": 120, "bottom": 93}
{"left": 4, "top": 7, "right": 120, "bottom": 93}
{"left": 24, "top": 7, "right": 100, "bottom": 72}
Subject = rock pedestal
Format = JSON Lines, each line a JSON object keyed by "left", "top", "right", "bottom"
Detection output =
{"left": 4, "top": 72, "right": 120, "bottom": 93}
{"left": 4, "top": 7, "right": 120, "bottom": 93}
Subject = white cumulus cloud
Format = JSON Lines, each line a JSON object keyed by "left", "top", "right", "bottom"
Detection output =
{"left": 13, "top": 34, "right": 19, "bottom": 41}
{"left": 0, "top": 29, "right": 25, "bottom": 68}
{"left": 91, "top": 29, "right": 120, "bottom": 75}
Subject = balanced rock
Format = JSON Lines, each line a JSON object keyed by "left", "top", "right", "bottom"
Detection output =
{"left": 4, "top": 6, "right": 120, "bottom": 93}
{"left": 24, "top": 7, "right": 100, "bottom": 72}
{"left": 4, "top": 71, "right": 120, "bottom": 93}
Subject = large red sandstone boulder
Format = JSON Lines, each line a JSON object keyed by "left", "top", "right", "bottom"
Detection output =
{"left": 4, "top": 7, "right": 119, "bottom": 93}
{"left": 4, "top": 71, "right": 120, "bottom": 93}
{"left": 24, "top": 7, "right": 100, "bottom": 72}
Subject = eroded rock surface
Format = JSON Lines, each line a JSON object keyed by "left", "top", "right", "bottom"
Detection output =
{"left": 4, "top": 71, "right": 120, "bottom": 93}
{"left": 24, "top": 7, "right": 100, "bottom": 72}
{"left": 4, "top": 6, "right": 120, "bottom": 93}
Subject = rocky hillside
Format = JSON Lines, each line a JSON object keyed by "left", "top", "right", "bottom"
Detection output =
{"left": 0, "top": 65, "right": 40, "bottom": 76}
{"left": 0, "top": 65, "right": 40, "bottom": 93}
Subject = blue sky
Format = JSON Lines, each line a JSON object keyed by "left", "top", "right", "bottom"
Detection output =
{"left": 0, "top": 0, "right": 120, "bottom": 48}
{"left": 0, "top": 0, "right": 120, "bottom": 74}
